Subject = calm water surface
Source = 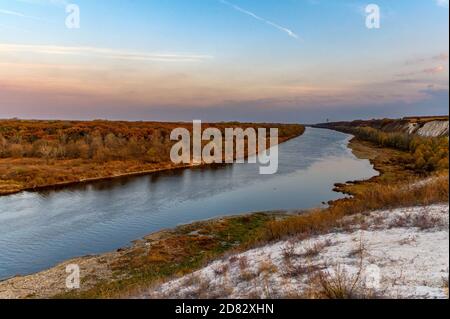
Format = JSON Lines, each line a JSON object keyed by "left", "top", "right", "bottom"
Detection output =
{"left": 0, "top": 128, "right": 378, "bottom": 280}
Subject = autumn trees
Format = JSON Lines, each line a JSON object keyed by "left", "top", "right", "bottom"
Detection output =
{"left": 0, "top": 130, "right": 170, "bottom": 163}
{"left": 0, "top": 120, "right": 304, "bottom": 164}
{"left": 338, "top": 126, "right": 449, "bottom": 173}
{"left": 0, "top": 120, "right": 175, "bottom": 163}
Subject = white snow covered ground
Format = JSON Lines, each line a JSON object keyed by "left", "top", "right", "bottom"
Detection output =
{"left": 143, "top": 204, "right": 449, "bottom": 299}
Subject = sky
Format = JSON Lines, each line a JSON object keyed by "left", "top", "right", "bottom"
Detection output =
{"left": 0, "top": 0, "right": 448, "bottom": 123}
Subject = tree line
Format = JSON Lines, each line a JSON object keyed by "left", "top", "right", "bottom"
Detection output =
{"left": 337, "top": 126, "right": 449, "bottom": 172}
{"left": 0, "top": 120, "right": 304, "bottom": 163}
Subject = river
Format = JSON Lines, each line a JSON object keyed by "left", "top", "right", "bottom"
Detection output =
{"left": 0, "top": 127, "right": 378, "bottom": 280}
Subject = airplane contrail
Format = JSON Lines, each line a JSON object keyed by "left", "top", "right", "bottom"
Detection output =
{"left": 219, "top": 0, "right": 301, "bottom": 40}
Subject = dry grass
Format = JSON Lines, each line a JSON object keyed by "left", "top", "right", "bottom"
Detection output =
{"left": 300, "top": 240, "right": 333, "bottom": 258}
{"left": 240, "top": 270, "right": 258, "bottom": 282}
{"left": 258, "top": 261, "right": 278, "bottom": 275}
{"left": 262, "top": 173, "right": 448, "bottom": 242}
{"left": 238, "top": 256, "right": 249, "bottom": 271}
{"left": 282, "top": 261, "right": 322, "bottom": 279}
{"left": 443, "top": 276, "right": 449, "bottom": 298}
{"left": 281, "top": 241, "right": 325, "bottom": 278}
{"left": 213, "top": 264, "right": 229, "bottom": 277}
{"left": 306, "top": 264, "right": 368, "bottom": 299}
{"left": 411, "top": 214, "right": 445, "bottom": 230}
{"left": 282, "top": 241, "right": 298, "bottom": 262}
{"left": 56, "top": 213, "right": 280, "bottom": 299}
{"left": 390, "top": 213, "right": 445, "bottom": 230}
{"left": 303, "top": 238, "right": 377, "bottom": 299}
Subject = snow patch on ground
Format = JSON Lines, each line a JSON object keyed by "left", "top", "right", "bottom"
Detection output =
{"left": 143, "top": 204, "right": 449, "bottom": 299}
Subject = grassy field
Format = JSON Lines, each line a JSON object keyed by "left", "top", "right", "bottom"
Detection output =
{"left": 0, "top": 120, "right": 304, "bottom": 195}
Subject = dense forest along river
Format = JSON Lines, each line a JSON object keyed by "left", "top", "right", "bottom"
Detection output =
{"left": 0, "top": 127, "right": 378, "bottom": 280}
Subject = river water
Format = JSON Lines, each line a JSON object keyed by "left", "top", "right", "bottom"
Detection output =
{"left": 0, "top": 127, "right": 378, "bottom": 280}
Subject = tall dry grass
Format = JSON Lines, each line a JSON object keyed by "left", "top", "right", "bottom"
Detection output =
{"left": 262, "top": 173, "right": 449, "bottom": 241}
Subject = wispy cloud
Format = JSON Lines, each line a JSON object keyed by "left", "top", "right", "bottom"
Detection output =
{"left": 219, "top": 0, "right": 301, "bottom": 40}
{"left": 0, "top": 9, "right": 27, "bottom": 17}
{"left": 0, "top": 8, "right": 42, "bottom": 20}
{"left": 399, "top": 53, "right": 449, "bottom": 77}
{"left": 423, "top": 65, "right": 446, "bottom": 74}
{"left": 396, "top": 65, "right": 447, "bottom": 77}
{"left": 406, "top": 52, "right": 449, "bottom": 65}
{"left": 0, "top": 43, "right": 213, "bottom": 62}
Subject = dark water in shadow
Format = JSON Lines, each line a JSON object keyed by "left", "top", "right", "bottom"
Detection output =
{"left": 0, "top": 128, "right": 378, "bottom": 280}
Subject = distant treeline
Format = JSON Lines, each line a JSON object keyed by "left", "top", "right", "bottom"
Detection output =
{"left": 0, "top": 120, "right": 304, "bottom": 163}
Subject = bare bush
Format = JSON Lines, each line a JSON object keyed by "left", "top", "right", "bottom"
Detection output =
{"left": 300, "top": 239, "right": 333, "bottom": 258}
{"left": 307, "top": 264, "right": 367, "bottom": 299}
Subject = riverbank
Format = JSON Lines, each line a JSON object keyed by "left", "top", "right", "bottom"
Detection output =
{"left": 0, "top": 160, "right": 188, "bottom": 196}
{"left": 0, "top": 135, "right": 300, "bottom": 196}
{"left": 141, "top": 134, "right": 449, "bottom": 298}
{"left": 0, "top": 212, "right": 290, "bottom": 298}
{"left": 0, "top": 120, "right": 304, "bottom": 196}
{"left": 1, "top": 127, "right": 358, "bottom": 288}
{"left": 147, "top": 204, "right": 449, "bottom": 299}
{"left": 1, "top": 132, "right": 447, "bottom": 299}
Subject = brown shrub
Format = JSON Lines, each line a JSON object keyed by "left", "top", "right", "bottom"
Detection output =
{"left": 307, "top": 264, "right": 366, "bottom": 299}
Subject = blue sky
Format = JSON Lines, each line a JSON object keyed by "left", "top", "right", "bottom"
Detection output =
{"left": 0, "top": 0, "right": 448, "bottom": 123}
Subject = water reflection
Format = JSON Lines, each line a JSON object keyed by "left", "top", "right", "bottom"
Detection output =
{"left": 0, "top": 128, "right": 378, "bottom": 280}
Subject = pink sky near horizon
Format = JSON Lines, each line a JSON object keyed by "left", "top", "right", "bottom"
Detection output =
{"left": 0, "top": 1, "right": 448, "bottom": 123}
